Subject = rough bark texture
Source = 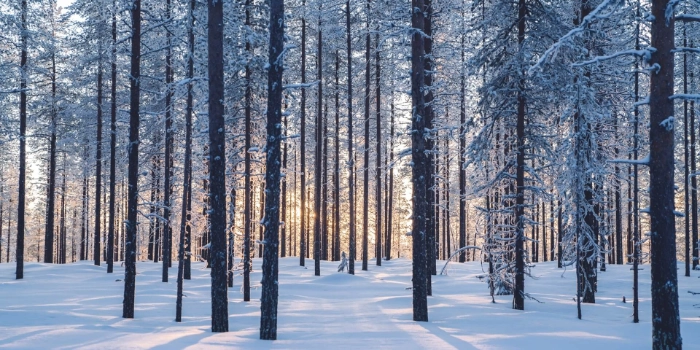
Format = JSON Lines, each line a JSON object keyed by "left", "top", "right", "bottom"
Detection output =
{"left": 411, "top": 0, "right": 428, "bottom": 322}
{"left": 243, "top": 0, "right": 252, "bottom": 302}
{"left": 107, "top": 0, "right": 118, "bottom": 273}
{"left": 314, "top": 9, "right": 323, "bottom": 276}
{"left": 122, "top": 0, "right": 141, "bottom": 319}
{"left": 176, "top": 0, "right": 196, "bottom": 321}
{"left": 512, "top": 0, "right": 526, "bottom": 311}
{"left": 207, "top": 0, "right": 229, "bottom": 333}
{"left": 648, "top": 0, "right": 681, "bottom": 347}
{"left": 260, "top": 0, "right": 284, "bottom": 340}
{"left": 346, "top": 0, "right": 356, "bottom": 275}
{"left": 299, "top": 0, "right": 307, "bottom": 267}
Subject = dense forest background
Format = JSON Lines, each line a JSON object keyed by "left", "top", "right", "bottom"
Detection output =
{"left": 0, "top": 0, "right": 698, "bottom": 346}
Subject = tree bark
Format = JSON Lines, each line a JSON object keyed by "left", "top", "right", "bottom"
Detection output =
{"left": 207, "top": 0, "right": 229, "bottom": 333}
{"left": 346, "top": 0, "right": 356, "bottom": 275}
{"left": 648, "top": 0, "right": 681, "bottom": 347}
{"left": 122, "top": 0, "right": 141, "bottom": 319}
{"left": 314, "top": 7, "right": 323, "bottom": 276}
{"left": 260, "top": 0, "right": 284, "bottom": 340}
{"left": 162, "top": 0, "right": 174, "bottom": 281}
{"left": 410, "top": 0, "right": 428, "bottom": 322}
{"left": 107, "top": 0, "right": 118, "bottom": 273}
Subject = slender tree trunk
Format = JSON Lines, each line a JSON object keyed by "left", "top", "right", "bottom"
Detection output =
{"left": 424, "top": 0, "right": 435, "bottom": 295}
{"left": 299, "top": 0, "right": 307, "bottom": 268}
{"left": 648, "top": 0, "right": 681, "bottom": 346}
{"left": 334, "top": 51, "right": 341, "bottom": 262}
{"left": 162, "top": 0, "right": 174, "bottom": 281}
{"left": 94, "top": 45, "right": 104, "bottom": 267}
{"left": 314, "top": 8, "right": 323, "bottom": 276}
{"left": 107, "top": 0, "right": 118, "bottom": 273}
{"left": 362, "top": 0, "right": 371, "bottom": 272}
{"left": 81, "top": 158, "right": 88, "bottom": 261}
{"left": 386, "top": 96, "right": 394, "bottom": 260}
{"left": 632, "top": 0, "right": 641, "bottom": 321}
{"left": 122, "top": 0, "right": 141, "bottom": 318}
{"left": 346, "top": 0, "right": 356, "bottom": 275}
{"left": 410, "top": 0, "right": 428, "bottom": 322}
{"left": 458, "top": 0, "right": 466, "bottom": 262}
{"left": 512, "top": 0, "right": 527, "bottom": 311}
{"left": 375, "top": 30, "right": 382, "bottom": 266}
{"left": 282, "top": 114, "right": 288, "bottom": 258}
{"left": 60, "top": 155, "right": 67, "bottom": 264}
{"left": 260, "top": 0, "right": 284, "bottom": 339}
{"left": 683, "top": 25, "right": 690, "bottom": 277}
{"left": 176, "top": 0, "right": 196, "bottom": 320}
{"left": 15, "top": 0, "right": 27, "bottom": 280}
{"left": 45, "top": 39, "right": 58, "bottom": 264}
{"left": 243, "top": 0, "right": 252, "bottom": 301}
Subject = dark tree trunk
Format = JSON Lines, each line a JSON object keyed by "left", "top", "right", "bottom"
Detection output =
{"left": 260, "top": 0, "right": 284, "bottom": 339}
{"left": 322, "top": 103, "right": 329, "bottom": 261}
{"left": 512, "top": 0, "right": 526, "bottom": 311}
{"left": 60, "top": 156, "right": 67, "bottom": 264}
{"left": 243, "top": 0, "right": 252, "bottom": 302}
{"left": 45, "top": 39, "right": 58, "bottom": 264}
{"left": 375, "top": 30, "right": 382, "bottom": 266}
{"left": 299, "top": 0, "right": 307, "bottom": 268}
{"left": 107, "top": 0, "right": 118, "bottom": 273}
{"left": 648, "top": 0, "right": 681, "bottom": 347}
{"left": 424, "top": 0, "right": 435, "bottom": 293}
{"left": 333, "top": 51, "right": 341, "bottom": 262}
{"left": 122, "top": 0, "right": 141, "bottom": 319}
{"left": 692, "top": 96, "right": 698, "bottom": 271}
{"left": 81, "top": 158, "right": 88, "bottom": 261}
{"left": 362, "top": 0, "right": 371, "bottom": 272}
{"left": 346, "top": 0, "right": 356, "bottom": 275}
{"left": 385, "top": 96, "right": 394, "bottom": 260}
{"left": 15, "top": 0, "right": 28, "bottom": 280}
{"left": 207, "top": 0, "right": 229, "bottom": 333}
{"left": 632, "top": 1, "right": 641, "bottom": 321}
{"left": 410, "top": 0, "right": 428, "bottom": 322}
{"left": 162, "top": 0, "right": 174, "bottom": 281}
{"left": 228, "top": 187, "right": 235, "bottom": 288}
{"left": 282, "top": 112, "right": 288, "bottom": 258}
{"left": 314, "top": 8, "right": 323, "bottom": 276}
{"left": 94, "top": 47, "right": 104, "bottom": 267}
{"left": 176, "top": 0, "right": 196, "bottom": 320}
{"left": 458, "top": 2, "right": 466, "bottom": 262}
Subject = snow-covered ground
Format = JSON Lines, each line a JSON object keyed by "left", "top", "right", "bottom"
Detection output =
{"left": 0, "top": 257, "right": 698, "bottom": 349}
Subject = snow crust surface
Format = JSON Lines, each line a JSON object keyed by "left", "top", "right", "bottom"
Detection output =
{"left": 1, "top": 258, "right": 699, "bottom": 349}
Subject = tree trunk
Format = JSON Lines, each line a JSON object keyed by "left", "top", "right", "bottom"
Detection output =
{"left": 243, "top": 0, "right": 252, "bottom": 302}
{"left": 208, "top": 0, "right": 228, "bottom": 332}
{"left": 314, "top": 7, "right": 323, "bottom": 276}
{"left": 512, "top": 0, "right": 526, "bottom": 311}
{"left": 45, "top": 36, "right": 58, "bottom": 264}
{"left": 648, "top": 0, "right": 681, "bottom": 347}
{"left": 260, "top": 0, "right": 284, "bottom": 339}
{"left": 299, "top": 0, "right": 307, "bottom": 268}
{"left": 94, "top": 44, "right": 103, "bottom": 267}
{"left": 334, "top": 51, "right": 341, "bottom": 262}
{"left": 375, "top": 30, "right": 382, "bottom": 267}
{"left": 362, "top": 0, "right": 371, "bottom": 272}
{"left": 410, "top": 0, "right": 428, "bottom": 322}
{"left": 107, "top": 0, "right": 118, "bottom": 273}
{"left": 176, "top": 0, "right": 196, "bottom": 320}
{"left": 15, "top": 0, "right": 28, "bottom": 280}
{"left": 122, "top": 0, "right": 141, "bottom": 318}
{"left": 346, "top": 0, "right": 356, "bottom": 275}
{"left": 162, "top": 0, "right": 174, "bottom": 281}
{"left": 458, "top": 0, "right": 466, "bottom": 262}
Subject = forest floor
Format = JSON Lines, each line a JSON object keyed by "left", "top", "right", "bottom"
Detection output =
{"left": 1, "top": 256, "right": 699, "bottom": 349}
